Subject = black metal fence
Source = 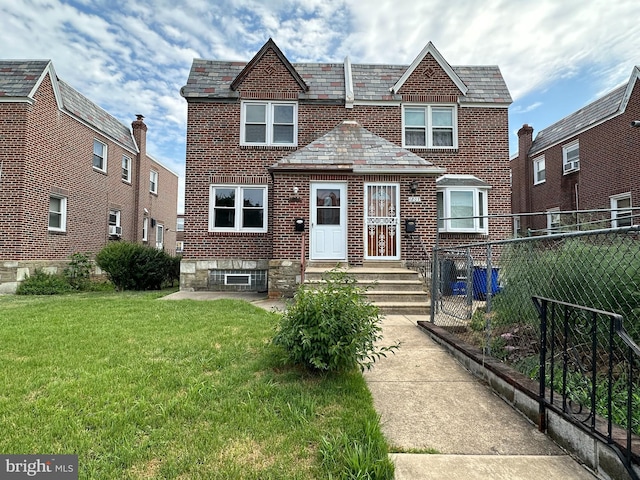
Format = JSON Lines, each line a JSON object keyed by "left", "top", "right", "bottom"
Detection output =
{"left": 533, "top": 296, "right": 640, "bottom": 479}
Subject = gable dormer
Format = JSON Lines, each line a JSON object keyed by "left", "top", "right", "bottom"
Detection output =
{"left": 230, "top": 38, "right": 308, "bottom": 99}
{"left": 232, "top": 39, "right": 307, "bottom": 147}
{"left": 392, "top": 42, "right": 467, "bottom": 102}
{"left": 395, "top": 43, "right": 467, "bottom": 150}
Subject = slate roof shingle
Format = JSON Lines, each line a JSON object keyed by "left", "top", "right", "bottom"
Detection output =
{"left": 0, "top": 60, "right": 137, "bottom": 152}
{"left": 181, "top": 59, "right": 512, "bottom": 105}
{"left": 272, "top": 120, "right": 445, "bottom": 173}
{"left": 530, "top": 85, "right": 627, "bottom": 155}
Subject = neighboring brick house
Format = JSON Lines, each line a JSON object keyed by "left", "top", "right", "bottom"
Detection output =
{"left": 512, "top": 66, "right": 640, "bottom": 235}
{"left": 180, "top": 39, "right": 512, "bottom": 297}
{"left": 0, "top": 60, "right": 179, "bottom": 292}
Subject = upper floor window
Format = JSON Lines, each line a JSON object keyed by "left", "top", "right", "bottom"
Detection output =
{"left": 122, "top": 155, "right": 132, "bottom": 182}
{"left": 93, "top": 139, "right": 107, "bottom": 172}
{"left": 533, "top": 156, "right": 545, "bottom": 184}
{"left": 611, "top": 193, "right": 632, "bottom": 228}
{"left": 403, "top": 105, "right": 457, "bottom": 148}
{"left": 241, "top": 101, "right": 297, "bottom": 146}
{"left": 150, "top": 170, "right": 158, "bottom": 194}
{"left": 108, "top": 209, "right": 122, "bottom": 237}
{"left": 563, "top": 141, "right": 580, "bottom": 174}
{"left": 209, "top": 185, "right": 267, "bottom": 232}
{"left": 176, "top": 217, "right": 184, "bottom": 231}
{"left": 436, "top": 175, "right": 489, "bottom": 234}
{"left": 48, "top": 195, "right": 67, "bottom": 232}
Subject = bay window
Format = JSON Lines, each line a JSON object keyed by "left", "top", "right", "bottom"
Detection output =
{"left": 436, "top": 175, "right": 489, "bottom": 234}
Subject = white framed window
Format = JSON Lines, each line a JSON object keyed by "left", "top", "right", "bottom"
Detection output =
{"left": 547, "top": 208, "right": 561, "bottom": 234}
{"left": 176, "top": 241, "right": 184, "bottom": 254}
{"left": 142, "top": 217, "right": 149, "bottom": 241}
{"left": 93, "top": 139, "right": 107, "bottom": 172}
{"left": 150, "top": 170, "right": 158, "bottom": 194}
{"left": 436, "top": 181, "right": 489, "bottom": 234}
{"left": 513, "top": 216, "right": 521, "bottom": 237}
{"left": 108, "top": 209, "right": 121, "bottom": 236}
{"left": 156, "top": 224, "right": 164, "bottom": 250}
{"left": 48, "top": 195, "right": 67, "bottom": 232}
{"left": 611, "top": 193, "right": 632, "bottom": 228}
{"left": 563, "top": 141, "right": 580, "bottom": 174}
{"left": 533, "top": 156, "right": 545, "bottom": 184}
{"left": 403, "top": 105, "right": 457, "bottom": 148}
{"left": 241, "top": 101, "right": 297, "bottom": 146}
{"left": 122, "top": 155, "right": 131, "bottom": 182}
{"left": 209, "top": 185, "right": 267, "bottom": 232}
{"left": 176, "top": 217, "right": 184, "bottom": 231}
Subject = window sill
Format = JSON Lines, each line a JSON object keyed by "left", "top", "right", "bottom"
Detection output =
{"left": 208, "top": 230, "right": 268, "bottom": 236}
{"left": 93, "top": 167, "right": 107, "bottom": 175}
{"left": 406, "top": 147, "right": 458, "bottom": 153}
{"left": 48, "top": 229, "right": 67, "bottom": 235}
{"left": 240, "top": 145, "right": 297, "bottom": 150}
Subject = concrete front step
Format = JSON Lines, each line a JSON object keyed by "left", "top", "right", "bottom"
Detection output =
{"left": 303, "top": 265, "right": 431, "bottom": 315}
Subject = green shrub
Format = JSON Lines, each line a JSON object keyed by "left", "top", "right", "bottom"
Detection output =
{"left": 63, "top": 252, "right": 92, "bottom": 290}
{"left": 95, "top": 242, "right": 179, "bottom": 291}
{"left": 273, "top": 268, "right": 399, "bottom": 373}
{"left": 16, "top": 269, "right": 71, "bottom": 295}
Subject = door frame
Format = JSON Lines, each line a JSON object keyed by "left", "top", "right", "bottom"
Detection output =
{"left": 364, "top": 182, "right": 401, "bottom": 260}
{"left": 310, "top": 182, "right": 347, "bottom": 260}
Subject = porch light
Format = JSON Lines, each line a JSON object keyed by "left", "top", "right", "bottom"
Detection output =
{"left": 409, "top": 181, "right": 419, "bottom": 194}
{"left": 293, "top": 186, "right": 299, "bottom": 194}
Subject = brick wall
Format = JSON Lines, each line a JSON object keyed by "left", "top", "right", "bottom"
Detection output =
{"left": 183, "top": 45, "right": 511, "bottom": 294}
{"left": 515, "top": 80, "right": 640, "bottom": 233}
{"left": 0, "top": 72, "right": 179, "bottom": 291}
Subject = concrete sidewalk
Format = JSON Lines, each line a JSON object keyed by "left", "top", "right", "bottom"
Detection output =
{"left": 163, "top": 291, "right": 598, "bottom": 479}
{"left": 364, "top": 313, "right": 598, "bottom": 480}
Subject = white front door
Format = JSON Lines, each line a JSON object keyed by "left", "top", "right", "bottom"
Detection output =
{"left": 310, "top": 183, "right": 347, "bottom": 260}
{"left": 365, "top": 183, "right": 400, "bottom": 260}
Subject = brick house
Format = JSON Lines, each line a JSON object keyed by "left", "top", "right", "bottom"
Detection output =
{"left": 180, "top": 39, "right": 512, "bottom": 297}
{"left": 0, "top": 60, "right": 179, "bottom": 292}
{"left": 512, "top": 66, "right": 640, "bottom": 234}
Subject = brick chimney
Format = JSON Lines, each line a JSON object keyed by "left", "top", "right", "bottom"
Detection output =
{"left": 517, "top": 124, "right": 533, "bottom": 158}
{"left": 513, "top": 124, "right": 535, "bottom": 228}
{"left": 132, "top": 114, "right": 147, "bottom": 158}
{"left": 131, "top": 114, "right": 148, "bottom": 243}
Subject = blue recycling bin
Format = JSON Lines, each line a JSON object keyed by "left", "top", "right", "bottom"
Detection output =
{"left": 472, "top": 266, "right": 499, "bottom": 300}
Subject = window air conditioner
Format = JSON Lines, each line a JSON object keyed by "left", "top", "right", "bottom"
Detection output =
{"left": 563, "top": 160, "right": 580, "bottom": 173}
{"left": 109, "top": 225, "right": 122, "bottom": 236}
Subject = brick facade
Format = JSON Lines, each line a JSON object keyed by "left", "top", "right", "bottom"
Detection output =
{"left": 512, "top": 67, "right": 640, "bottom": 234}
{"left": 181, "top": 40, "right": 512, "bottom": 296}
{"left": 0, "top": 61, "right": 179, "bottom": 292}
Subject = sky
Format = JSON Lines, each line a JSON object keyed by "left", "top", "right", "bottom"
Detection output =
{"left": 2, "top": 0, "right": 639, "bottom": 213}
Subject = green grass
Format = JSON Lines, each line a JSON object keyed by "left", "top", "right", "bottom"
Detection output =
{"left": 0, "top": 292, "right": 392, "bottom": 479}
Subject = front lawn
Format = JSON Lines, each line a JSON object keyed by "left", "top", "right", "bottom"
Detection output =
{"left": 0, "top": 292, "right": 392, "bottom": 479}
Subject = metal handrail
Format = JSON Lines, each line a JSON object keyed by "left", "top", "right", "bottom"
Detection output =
{"left": 533, "top": 296, "right": 640, "bottom": 480}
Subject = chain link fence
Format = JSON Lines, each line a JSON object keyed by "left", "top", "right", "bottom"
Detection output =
{"left": 431, "top": 223, "right": 640, "bottom": 437}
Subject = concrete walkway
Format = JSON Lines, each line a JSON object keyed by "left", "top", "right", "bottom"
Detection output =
{"left": 162, "top": 291, "right": 598, "bottom": 479}
{"left": 364, "top": 313, "right": 598, "bottom": 480}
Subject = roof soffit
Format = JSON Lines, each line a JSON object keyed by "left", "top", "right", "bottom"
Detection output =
{"left": 391, "top": 42, "right": 468, "bottom": 95}
{"left": 230, "top": 38, "right": 309, "bottom": 92}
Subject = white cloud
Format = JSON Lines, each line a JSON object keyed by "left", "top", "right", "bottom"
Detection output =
{"left": 2, "top": 0, "right": 639, "bottom": 213}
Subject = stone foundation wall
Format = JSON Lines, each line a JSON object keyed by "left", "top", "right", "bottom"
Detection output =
{"left": 0, "top": 260, "right": 104, "bottom": 294}
{"left": 180, "top": 259, "right": 273, "bottom": 292}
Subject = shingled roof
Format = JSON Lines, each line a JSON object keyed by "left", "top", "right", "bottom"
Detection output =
{"left": 0, "top": 60, "right": 137, "bottom": 152}
{"left": 271, "top": 120, "right": 445, "bottom": 174}
{"left": 181, "top": 45, "right": 511, "bottom": 105}
{"left": 530, "top": 65, "right": 640, "bottom": 155}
